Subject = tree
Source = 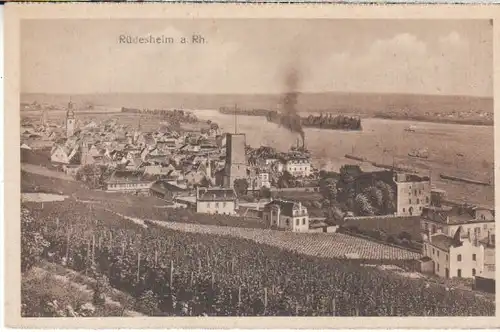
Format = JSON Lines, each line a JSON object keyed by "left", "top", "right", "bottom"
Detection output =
{"left": 354, "top": 193, "right": 375, "bottom": 216}
{"left": 76, "top": 164, "right": 110, "bottom": 189}
{"left": 326, "top": 206, "right": 344, "bottom": 223}
{"left": 277, "top": 171, "right": 294, "bottom": 189}
{"left": 233, "top": 178, "right": 249, "bottom": 197}
{"left": 259, "top": 186, "right": 271, "bottom": 199}
{"left": 339, "top": 165, "right": 361, "bottom": 183}
{"left": 319, "top": 177, "right": 337, "bottom": 201}
{"left": 375, "top": 181, "right": 396, "bottom": 214}
{"left": 21, "top": 208, "right": 49, "bottom": 273}
{"left": 362, "top": 186, "right": 383, "bottom": 214}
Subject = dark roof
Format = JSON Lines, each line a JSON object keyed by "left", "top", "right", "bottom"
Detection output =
{"left": 429, "top": 234, "right": 462, "bottom": 252}
{"left": 105, "top": 170, "right": 152, "bottom": 184}
{"left": 197, "top": 187, "right": 237, "bottom": 201}
{"left": 422, "top": 205, "right": 493, "bottom": 225}
{"left": 418, "top": 256, "right": 433, "bottom": 262}
{"left": 394, "top": 173, "right": 430, "bottom": 183}
{"left": 150, "top": 180, "right": 189, "bottom": 195}
{"left": 264, "top": 199, "right": 303, "bottom": 217}
{"left": 479, "top": 237, "right": 496, "bottom": 249}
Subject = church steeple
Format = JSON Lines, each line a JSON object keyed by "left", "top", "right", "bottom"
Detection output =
{"left": 66, "top": 99, "right": 76, "bottom": 137}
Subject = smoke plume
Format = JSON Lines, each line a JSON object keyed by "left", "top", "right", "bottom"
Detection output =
{"left": 280, "top": 68, "right": 305, "bottom": 147}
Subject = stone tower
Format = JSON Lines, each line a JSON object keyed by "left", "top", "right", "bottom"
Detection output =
{"left": 223, "top": 133, "right": 247, "bottom": 188}
{"left": 40, "top": 109, "right": 47, "bottom": 127}
{"left": 66, "top": 100, "right": 76, "bottom": 138}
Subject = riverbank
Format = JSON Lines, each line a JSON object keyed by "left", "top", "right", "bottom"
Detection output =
{"left": 373, "top": 114, "right": 493, "bottom": 127}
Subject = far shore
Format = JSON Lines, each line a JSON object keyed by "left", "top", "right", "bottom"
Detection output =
{"left": 20, "top": 107, "right": 494, "bottom": 127}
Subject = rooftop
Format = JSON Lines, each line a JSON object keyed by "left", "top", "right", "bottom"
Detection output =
{"left": 264, "top": 199, "right": 305, "bottom": 217}
{"left": 197, "top": 187, "right": 237, "bottom": 201}
{"left": 422, "top": 205, "right": 494, "bottom": 225}
{"left": 394, "top": 173, "right": 430, "bottom": 183}
{"left": 105, "top": 170, "right": 153, "bottom": 184}
{"left": 429, "top": 234, "right": 461, "bottom": 252}
{"left": 150, "top": 180, "right": 189, "bottom": 195}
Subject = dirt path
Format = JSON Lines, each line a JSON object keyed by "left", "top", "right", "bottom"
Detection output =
{"left": 21, "top": 163, "right": 75, "bottom": 181}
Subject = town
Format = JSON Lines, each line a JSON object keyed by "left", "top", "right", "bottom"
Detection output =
{"left": 20, "top": 100, "right": 495, "bottom": 317}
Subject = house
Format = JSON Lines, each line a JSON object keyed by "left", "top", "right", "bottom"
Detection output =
{"left": 184, "top": 169, "right": 207, "bottom": 187}
{"left": 20, "top": 143, "right": 32, "bottom": 150}
{"left": 103, "top": 170, "right": 155, "bottom": 194}
{"left": 157, "top": 140, "right": 179, "bottom": 151}
{"left": 393, "top": 172, "right": 431, "bottom": 216}
{"left": 481, "top": 235, "right": 496, "bottom": 280}
{"left": 150, "top": 180, "right": 190, "bottom": 200}
{"left": 146, "top": 155, "right": 170, "bottom": 166}
{"left": 93, "top": 155, "right": 116, "bottom": 167}
{"left": 284, "top": 157, "right": 311, "bottom": 177}
{"left": 125, "top": 157, "right": 144, "bottom": 171}
{"left": 248, "top": 169, "right": 271, "bottom": 190}
{"left": 50, "top": 144, "right": 79, "bottom": 165}
{"left": 88, "top": 144, "right": 101, "bottom": 158}
{"left": 257, "top": 171, "right": 271, "bottom": 189}
{"left": 144, "top": 164, "right": 175, "bottom": 176}
{"left": 423, "top": 227, "right": 488, "bottom": 279}
{"left": 196, "top": 187, "right": 237, "bottom": 215}
{"left": 262, "top": 199, "right": 309, "bottom": 232}
{"left": 420, "top": 200, "right": 495, "bottom": 242}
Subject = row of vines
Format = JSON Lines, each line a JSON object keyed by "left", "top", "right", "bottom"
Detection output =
{"left": 23, "top": 200, "right": 495, "bottom": 317}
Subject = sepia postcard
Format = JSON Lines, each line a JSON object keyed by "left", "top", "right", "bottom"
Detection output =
{"left": 4, "top": 2, "right": 500, "bottom": 329}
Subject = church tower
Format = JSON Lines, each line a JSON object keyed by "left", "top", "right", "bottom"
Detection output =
{"left": 223, "top": 133, "right": 248, "bottom": 188}
{"left": 66, "top": 100, "right": 76, "bottom": 137}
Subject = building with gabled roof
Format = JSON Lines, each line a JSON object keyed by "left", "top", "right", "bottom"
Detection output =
{"left": 423, "top": 226, "right": 489, "bottom": 279}
{"left": 196, "top": 187, "right": 237, "bottom": 215}
{"left": 103, "top": 170, "right": 155, "bottom": 194}
{"left": 50, "top": 144, "right": 80, "bottom": 165}
{"left": 262, "top": 199, "right": 309, "bottom": 232}
{"left": 421, "top": 195, "right": 495, "bottom": 244}
{"left": 150, "top": 180, "right": 190, "bottom": 200}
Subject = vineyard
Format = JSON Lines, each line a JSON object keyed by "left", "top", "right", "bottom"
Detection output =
{"left": 147, "top": 220, "right": 421, "bottom": 261}
{"left": 26, "top": 199, "right": 419, "bottom": 261}
{"left": 22, "top": 200, "right": 495, "bottom": 317}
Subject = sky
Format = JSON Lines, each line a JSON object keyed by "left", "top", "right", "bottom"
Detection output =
{"left": 21, "top": 19, "right": 493, "bottom": 96}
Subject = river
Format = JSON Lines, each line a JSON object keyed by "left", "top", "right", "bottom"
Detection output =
{"left": 192, "top": 109, "right": 494, "bottom": 206}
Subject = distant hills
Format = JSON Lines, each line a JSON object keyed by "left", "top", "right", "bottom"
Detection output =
{"left": 21, "top": 92, "right": 493, "bottom": 116}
